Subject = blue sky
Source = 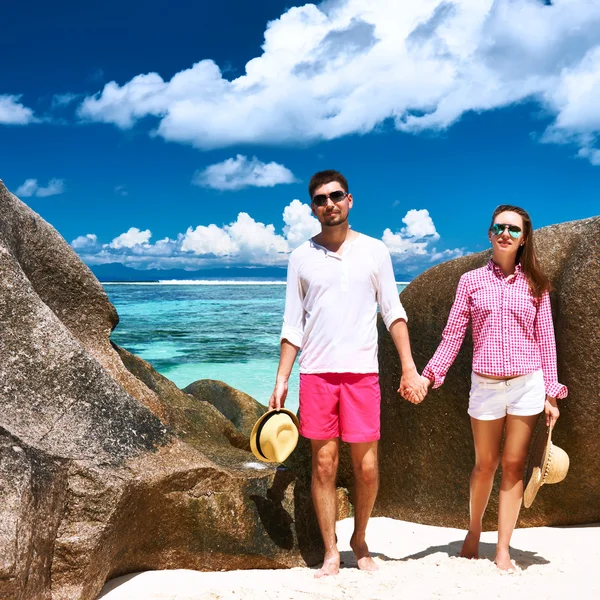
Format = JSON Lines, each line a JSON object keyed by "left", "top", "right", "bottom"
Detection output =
{"left": 1, "top": 0, "right": 599, "bottom": 275}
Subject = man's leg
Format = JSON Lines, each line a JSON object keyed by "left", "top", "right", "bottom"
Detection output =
{"left": 311, "top": 438, "right": 340, "bottom": 578}
{"left": 349, "top": 440, "right": 379, "bottom": 571}
{"left": 461, "top": 416, "right": 504, "bottom": 558}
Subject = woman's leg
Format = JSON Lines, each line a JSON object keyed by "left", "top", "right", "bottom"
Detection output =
{"left": 461, "top": 417, "right": 505, "bottom": 558}
{"left": 495, "top": 414, "right": 538, "bottom": 570}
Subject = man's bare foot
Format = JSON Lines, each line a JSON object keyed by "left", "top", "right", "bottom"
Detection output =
{"left": 314, "top": 550, "right": 340, "bottom": 578}
{"left": 495, "top": 549, "right": 518, "bottom": 573}
{"left": 460, "top": 530, "right": 480, "bottom": 559}
{"left": 350, "top": 534, "right": 379, "bottom": 572}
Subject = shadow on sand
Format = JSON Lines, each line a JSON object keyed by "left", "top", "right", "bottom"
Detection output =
{"left": 96, "top": 573, "right": 140, "bottom": 598}
{"left": 398, "top": 540, "right": 549, "bottom": 570}
{"left": 307, "top": 550, "right": 397, "bottom": 575}
{"left": 337, "top": 549, "right": 396, "bottom": 569}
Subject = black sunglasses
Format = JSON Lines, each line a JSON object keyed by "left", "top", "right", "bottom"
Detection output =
{"left": 490, "top": 223, "right": 522, "bottom": 238}
{"left": 312, "top": 190, "right": 348, "bottom": 207}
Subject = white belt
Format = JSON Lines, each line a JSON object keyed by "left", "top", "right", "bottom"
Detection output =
{"left": 472, "top": 371, "right": 540, "bottom": 389}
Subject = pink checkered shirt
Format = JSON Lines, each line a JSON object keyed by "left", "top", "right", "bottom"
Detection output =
{"left": 422, "top": 260, "right": 567, "bottom": 399}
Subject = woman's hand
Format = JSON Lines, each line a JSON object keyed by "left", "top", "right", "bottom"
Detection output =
{"left": 544, "top": 396, "right": 560, "bottom": 427}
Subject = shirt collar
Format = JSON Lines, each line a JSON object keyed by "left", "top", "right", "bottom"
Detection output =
{"left": 487, "top": 259, "right": 522, "bottom": 279}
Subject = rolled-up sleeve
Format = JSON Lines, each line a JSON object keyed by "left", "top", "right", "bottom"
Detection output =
{"left": 376, "top": 249, "right": 408, "bottom": 329}
{"left": 280, "top": 260, "right": 304, "bottom": 348}
{"left": 534, "top": 291, "right": 568, "bottom": 399}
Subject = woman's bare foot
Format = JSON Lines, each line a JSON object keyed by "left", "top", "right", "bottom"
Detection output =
{"left": 314, "top": 550, "right": 340, "bottom": 578}
{"left": 495, "top": 548, "right": 518, "bottom": 573}
{"left": 350, "top": 533, "right": 379, "bottom": 572}
{"left": 460, "top": 530, "right": 480, "bottom": 559}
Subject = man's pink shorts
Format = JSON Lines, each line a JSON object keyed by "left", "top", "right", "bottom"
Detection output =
{"left": 299, "top": 372, "right": 380, "bottom": 443}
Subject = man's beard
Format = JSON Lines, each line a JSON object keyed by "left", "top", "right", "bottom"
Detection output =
{"left": 322, "top": 212, "right": 348, "bottom": 228}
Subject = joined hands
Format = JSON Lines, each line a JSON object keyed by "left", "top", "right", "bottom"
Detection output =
{"left": 398, "top": 370, "right": 431, "bottom": 404}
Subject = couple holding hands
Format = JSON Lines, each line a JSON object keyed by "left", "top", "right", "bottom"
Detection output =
{"left": 269, "top": 170, "right": 566, "bottom": 577}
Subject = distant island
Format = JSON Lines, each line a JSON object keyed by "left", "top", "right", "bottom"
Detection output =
{"left": 89, "top": 262, "right": 413, "bottom": 283}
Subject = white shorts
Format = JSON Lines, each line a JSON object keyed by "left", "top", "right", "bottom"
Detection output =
{"left": 468, "top": 370, "right": 545, "bottom": 421}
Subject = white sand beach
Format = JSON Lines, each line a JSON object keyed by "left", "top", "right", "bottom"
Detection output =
{"left": 98, "top": 517, "right": 599, "bottom": 600}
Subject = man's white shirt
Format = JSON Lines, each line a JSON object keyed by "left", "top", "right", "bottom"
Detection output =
{"left": 280, "top": 233, "right": 408, "bottom": 374}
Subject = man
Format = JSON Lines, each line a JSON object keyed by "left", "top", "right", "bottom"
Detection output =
{"left": 269, "top": 170, "right": 427, "bottom": 577}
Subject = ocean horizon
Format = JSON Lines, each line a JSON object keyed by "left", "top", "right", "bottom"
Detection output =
{"left": 105, "top": 281, "right": 408, "bottom": 412}
{"left": 102, "top": 279, "right": 411, "bottom": 285}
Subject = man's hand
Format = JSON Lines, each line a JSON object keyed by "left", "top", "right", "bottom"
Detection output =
{"left": 545, "top": 396, "right": 560, "bottom": 427}
{"left": 387, "top": 319, "right": 429, "bottom": 405}
{"left": 399, "top": 368, "right": 429, "bottom": 404}
{"left": 270, "top": 340, "right": 298, "bottom": 410}
{"left": 269, "top": 378, "right": 288, "bottom": 410}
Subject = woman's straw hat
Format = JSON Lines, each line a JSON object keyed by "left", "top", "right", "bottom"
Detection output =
{"left": 524, "top": 422, "right": 569, "bottom": 508}
{"left": 250, "top": 408, "right": 300, "bottom": 463}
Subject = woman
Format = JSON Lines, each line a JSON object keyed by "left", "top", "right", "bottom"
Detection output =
{"left": 411, "top": 205, "right": 567, "bottom": 572}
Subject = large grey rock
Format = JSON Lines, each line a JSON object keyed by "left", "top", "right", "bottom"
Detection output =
{"left": 376, "top": 216, "right": 600, "bottom": 529}
{"left": 0, "top": 180, "right": 321, "bottom": 600}
{"left": 114, "top": 346, "right": 251, "bottom": 454}
{"left": 184, "top": 379, "right": 267, "bottom": 439}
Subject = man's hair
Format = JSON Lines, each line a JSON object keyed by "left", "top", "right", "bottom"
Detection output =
{"left": 308, "top": 170, "right": 349, "bottom": 199}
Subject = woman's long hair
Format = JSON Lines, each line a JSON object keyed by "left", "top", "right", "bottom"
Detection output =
{"left": 489, "top": 204, "right": 551, "bottom": 298}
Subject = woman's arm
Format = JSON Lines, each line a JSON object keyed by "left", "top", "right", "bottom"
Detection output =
{"left": 534, "top": 291, "right": 567, "bottom": 425}
{"left": 421, "top": 273, "right": 471, "bottom": 388}
{"left": 534, "top": 291, "right": 567, "bottom": 400}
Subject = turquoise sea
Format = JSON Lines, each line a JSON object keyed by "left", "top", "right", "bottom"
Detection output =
{"left": 104, "top": 281, "right": 407, "bottom": 414}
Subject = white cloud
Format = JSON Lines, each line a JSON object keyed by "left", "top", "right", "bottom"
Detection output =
{"left": 382, "top": 208, "right": 462, "bottom": 268}
{"left": 71, "top": 200, "right": 459, "bottom": 272}
{"left": 382, "top": 229, "right": 429, "bottom": 257}
{"left": 76, "top": 1, "right": 600, "bottom": 164}
{"left": 179, "top": 200, "right": 320, "bottom": 260}
{"left": 109, "top": 227, "right": 152, "bottom": 249}
{"left": 180, "top": 223, "right": 238, "bottom": 256}
{"left": 192, "top": 155, "right": 297, "bottom": 191}
{"left": 15, "top": 179, "right": 38, "bottom": 197}
{"left": 36, "top": 179, "right": 66, "bottom": 197}
{"left": 0, "top": 94, "right": 36, "bottom": 125}
{"left": 226, "top": 213, "right": 289, "bottom": 259}
{"left": 430, "top": 248, "right": 464, "bottom": 262}
{"left": 115, "top": 185, "right": 128, "bottom": 196}
{"left": 540, "top": 45, "right": 600, "bottom": 158}
{"left": 382, "top": 208, "right": 439, "bottom": 257}
{"left": 51, "top": 93, "right": 81, "bottom": 109}
{"left": 401, "top": 209, "right": 440, "bottom": 240}
{"left": 73, "top": 200, "right": 315, "bottom": 267}
{"left": 181, "top": 212, "right": 288, "bottom": 260}
{"left": 15, "top": 178, "right": 65, "bottom": 197}
{"left": 283, "top": 199, "right": 322, "bottom": 249}
{"left": 577, "top": 145, "right": 600, "bottom": 166}
{"left": 71, "top": 234, "right": 98, "bottom": 249}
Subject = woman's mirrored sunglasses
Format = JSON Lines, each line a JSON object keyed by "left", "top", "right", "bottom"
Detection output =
{"left": 490, "top": 223, "right": 522, "bottom": 238}
{"left": 312, "top": 190, "right": 348, "bottom": 207}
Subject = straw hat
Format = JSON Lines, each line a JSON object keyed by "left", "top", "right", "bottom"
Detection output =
{"left": 250, "top": 409, "right": 299, "bottom": 463}
{"left": 524, "top": 422, "right": 569, "bottom": 508}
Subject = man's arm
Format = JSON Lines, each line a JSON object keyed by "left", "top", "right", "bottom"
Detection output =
{"left": 388, "top": 318, "right": 428, "bottom": 402}
{"left": 375, "top": 246, "right": 427, "bottom": 402}
{"left": 271, "top": 257, "right": 304, "bottom": 410}
{"left": 269, "top": 340, "right": 299, "bottom": 409}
